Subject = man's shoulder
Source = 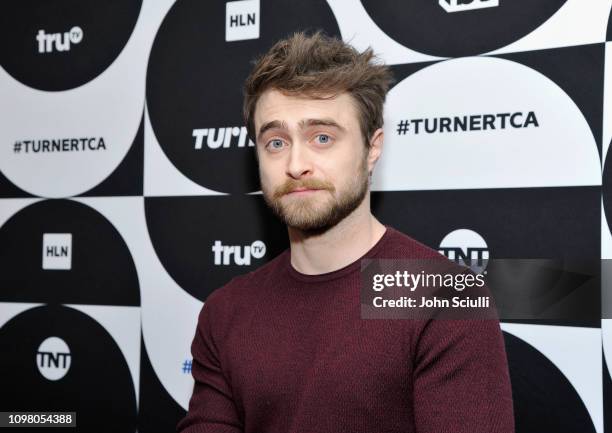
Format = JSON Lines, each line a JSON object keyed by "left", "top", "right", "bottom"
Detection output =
{"left": 381, "top": 226, "right": 445, "bottom": 260}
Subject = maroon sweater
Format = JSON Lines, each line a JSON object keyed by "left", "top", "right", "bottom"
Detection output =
{"left": 176, "top": 226, "right": 515, "bottom": 433}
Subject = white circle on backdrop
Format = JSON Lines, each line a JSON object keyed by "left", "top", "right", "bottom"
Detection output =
{"left": 36, "top": 336, "right": 71, "bottom": 381}
{"left": 250, "top": 240, "right": 266, "bottom": 259}
{"left": 69, "top": 26, "right": 84, "bottom": 44}
{"left": 0, "top": 10, "right": 147, "bottom": 198}
{"left": 373, "top": 56, "right": 601, "bottom": 191}
{"left": 439, "top": 228, "right": 489, "bottom": 274}
{"left": 439, "top": 228, "right": 488, "bottom": 252}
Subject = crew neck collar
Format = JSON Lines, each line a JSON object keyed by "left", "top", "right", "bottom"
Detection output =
{"left": 284, "top": 225, "right": 394, "bottom": 284}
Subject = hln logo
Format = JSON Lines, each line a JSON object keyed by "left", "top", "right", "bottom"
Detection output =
{"left": 438, "top": 228, "right": 489, "bottom": 274}
{"left": 36, "top": 26, "right": 83, "bottom": 53}
{"left": 438, "top": 0, "right": 499, "bottom": 13}
{"left": 37, "top": 337, "right": 71, "bottom": 381}
{"left": 42, "top": 233, "right": 72, "bottom": 270}
{"left": 212, "top": 240, "right": 266, "bottom": 265}
{"left": 226, "top": 0, "right": 260, "bottom": 42}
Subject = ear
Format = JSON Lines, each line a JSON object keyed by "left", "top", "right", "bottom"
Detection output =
{"left": 366, "top": 128, "right": 384, "bottom": 173}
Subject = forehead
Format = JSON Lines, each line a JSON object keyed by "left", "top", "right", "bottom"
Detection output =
{"left": 254, "top": 89, "right": 359, "bottom": 128}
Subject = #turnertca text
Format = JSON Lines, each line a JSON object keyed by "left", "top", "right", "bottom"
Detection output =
{"left": 372, "top": 270, "right": 485, "bottom": 292}
{"left": 396, "top": 111, "right": 539, "bottom": 135}
{"left": 13, "top": 137, "right": 106, "bottom": 154}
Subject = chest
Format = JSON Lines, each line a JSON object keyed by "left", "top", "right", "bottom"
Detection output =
{"left": 222, "top": 290, "right": 415, "bottom": 419}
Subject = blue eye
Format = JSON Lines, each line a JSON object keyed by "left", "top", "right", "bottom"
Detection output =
{"left": 316, "top": 134, "right": 331, "bottom": 144}
{"left": 267, "top": 139, "right": 284, "bottom": 150}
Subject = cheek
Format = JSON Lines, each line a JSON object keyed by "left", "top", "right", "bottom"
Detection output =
{"left": 258, "top": 161, "right": 281, "bottom": 186}
{"left": 336, "top": 157, "right": 362, "bottom": 177}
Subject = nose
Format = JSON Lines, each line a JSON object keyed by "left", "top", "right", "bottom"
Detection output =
{"left": 286, "top": 141, "right": 313, "bottom": 179}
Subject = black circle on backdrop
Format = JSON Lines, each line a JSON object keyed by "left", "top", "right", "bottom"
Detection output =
{"left": 361, "top": 0, "right": 566, "bottom": 57}
{"left": 0, "top": 305, "right": 137, "bottom": 433}
{"left": 0, "top": 199, "right": 139, "bottom": 306}
{"left": 146, "top": 0, "right": 340, "bottom": 194}
{"left": 603, "top": 138, "right": 612, "bottom": 233}
{"left": 604, "top": 354, "right": 612, "bottom": 430}
{"left": 0, "top": 0, "right": 142, "bottom": 91}
{"left": 607, "top": 6, "right": 612, "bottom": 41}
{"left": 145, "top": 195, "right": 288, "bottom": 301}
{"left": 503, "top": 331, "right": 596, "bottom": 433}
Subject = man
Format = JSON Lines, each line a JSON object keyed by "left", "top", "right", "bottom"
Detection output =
{"left": 177, "top": 30, "right": 514, "bottom": 433}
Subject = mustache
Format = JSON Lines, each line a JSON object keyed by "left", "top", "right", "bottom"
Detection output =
{"left": 273, "top": 178, "right": 335, "bottom": 199}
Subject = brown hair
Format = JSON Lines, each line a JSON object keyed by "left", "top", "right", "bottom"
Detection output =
{"left": 243, "top": 30, "right": 394, "bottom": 147}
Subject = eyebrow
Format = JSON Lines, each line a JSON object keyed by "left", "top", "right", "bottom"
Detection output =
{"left": 256, "top": 118, "right": 347, "bottom": 143}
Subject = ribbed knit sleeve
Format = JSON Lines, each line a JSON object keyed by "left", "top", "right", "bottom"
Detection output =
{"left": 411, "top": 319, "right": 515, "bottom": 433}
{"left": 176, "top": 290, "right": 243, "bottom": 433}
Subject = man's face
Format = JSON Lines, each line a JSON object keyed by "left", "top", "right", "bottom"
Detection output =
{"left": 254, "top": 89, "right": 370, "bottom": 232}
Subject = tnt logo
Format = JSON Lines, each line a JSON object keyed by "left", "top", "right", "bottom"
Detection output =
{"left": 225, "top": 0, "right": 259, "bottom": 41}
{"left": 212, "top": 240, "right": 266, "bottom": 265}
{"left": 438, "top": 228, "right": 489, "bottom": 274}
{"left": 193, "top": 126, "right": 254, "bottom": 149}
{"left": 36, "top": 337, "right": 71, "bottom": 381}
{"left": 438, "top": 0, "right": 499, "bottom": 13}
{"left": 42, "top": 233, "right": 72, "bottom": 270}
{"left": 36, "top": 26, "right": 83, "bottom": 53}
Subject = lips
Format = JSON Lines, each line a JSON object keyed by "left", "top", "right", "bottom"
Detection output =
{"left": 288, "top": 187, "right": 320, "bottom": 194}
{"left": 292, "top": 188, "right": 314, "bottom": 192}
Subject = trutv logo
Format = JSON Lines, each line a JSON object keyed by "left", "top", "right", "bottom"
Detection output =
{"left": 439, "top": 0, "right": 499, "bottom": 13}
{"left": 193, "top": 127, "right": 254, "bottom": 149}
{"left": 37, "top": 26, "right": 83, "bottom": 53}
{"left": 438, "top": 229, "right": 489, "bottom": 274}
{"left": 212, "top": 240, "right": 266, "bottom": 265}
{"left": 225, "top": 0, "right": 260, "bottom": 42}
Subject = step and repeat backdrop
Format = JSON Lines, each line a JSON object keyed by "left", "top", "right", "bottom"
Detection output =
{"left": 1, "top": 0, "right": 611, "bottom": 432}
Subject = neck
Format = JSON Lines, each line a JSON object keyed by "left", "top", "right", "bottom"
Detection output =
{"left": 287, "top": 194, "right": 387, "bottom": 275}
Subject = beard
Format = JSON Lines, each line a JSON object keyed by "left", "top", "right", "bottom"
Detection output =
{"left": 260, "top": 156, "right": 370, "bottom": 234}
